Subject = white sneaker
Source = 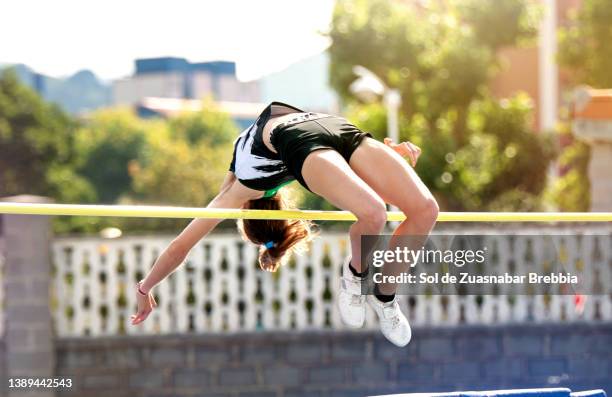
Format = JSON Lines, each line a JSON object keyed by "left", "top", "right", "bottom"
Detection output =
{"left": 367, "top": 295, "right": 412, "bottom": 347}
{"left": 337, "top": 257, "right": 366, "bottom": 328}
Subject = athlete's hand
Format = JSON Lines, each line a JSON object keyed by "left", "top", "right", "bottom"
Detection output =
{"left": 384, "top": 138, "right": 421, "bottom": 167}
{"left": 131, "top": 281, "right": 158, "bottom": 325}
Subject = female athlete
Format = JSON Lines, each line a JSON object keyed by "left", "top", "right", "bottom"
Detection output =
{"left": 131, "top": 102, "right": 439, "bottom": 346}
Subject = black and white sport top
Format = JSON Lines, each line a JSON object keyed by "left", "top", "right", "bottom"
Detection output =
{"left": 229, "top": 101, "right": 313, "bottom": 192}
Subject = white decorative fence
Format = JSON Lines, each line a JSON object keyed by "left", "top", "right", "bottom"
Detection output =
{"left": 49, "top": 226, "right": 612, "bottom": 337}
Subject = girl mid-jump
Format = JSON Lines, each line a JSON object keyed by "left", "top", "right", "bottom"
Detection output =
{"left": 131, "top": 102, "right": 439, "bottom": 346}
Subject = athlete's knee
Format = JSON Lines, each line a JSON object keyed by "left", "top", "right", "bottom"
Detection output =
{"left": 412, "top": 197, "right": 439, "bottom": 225}
{"left": 399, "top": 195, "right": 439, "bottom": 225}
{"left": 356, "top": 198, "right": 387, "bottom": 231}
{"left": 423, "top": 197, "right": 440, "bottom": 223}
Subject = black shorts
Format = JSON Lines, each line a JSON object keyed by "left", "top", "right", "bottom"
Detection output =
{"left": 270, "top": 115, "right": 372, "bottom": 191}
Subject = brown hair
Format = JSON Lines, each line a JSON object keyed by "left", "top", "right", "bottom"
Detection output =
{"left": 238, "top": 193, "right": 314, "bottom": 272}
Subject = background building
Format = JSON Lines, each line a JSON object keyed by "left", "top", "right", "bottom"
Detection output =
{"left": 113, "top": 57, "right": 260, "bottom": 107}
{"left": 123, "top": 54, "right": 340, "bottom": 127}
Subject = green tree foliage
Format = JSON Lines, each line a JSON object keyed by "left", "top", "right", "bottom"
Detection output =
{"left": 111, "top": 125, "right": 234, "bottom": 232}
{"left": 458, "top": 0, "right": 540, "bottom": 48}
{"left": 554, "top": 0, "right": 611, "bottom": 211}
{"left": 443, "top": 95, "right": 554, "bottom": 210}
{"left": 547, "top": 126, "right": 590, "bottom": 212}
{"left": 75, "top": 109, "right": 149, "bottom": 203}
{"left": 70, "top": 106, "right": 238, "bottom": 233}
{"left": 0, "top": 69, "right": 94, "bottom": 202}
{"left": 1, "top": 71, "right": 239, "bottom": 233}
{"left": 559, "top": 0, "right": 612, "bottom": 88}
{"left": 328, "top": 0, "right": 554, "bottom": 211}
{"left": 167, "top": 99, "right": 237, "bottom": 147}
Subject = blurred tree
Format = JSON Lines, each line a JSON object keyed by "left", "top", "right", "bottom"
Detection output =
{"left": 327, "top": 0, "right": 554, "bottom": 211}
{"left": 558, "top": 0, "right": 612, "bottom": 88}
{"left": 553, "top": 0, "right": 611, "bottom": 211}
{"left": 547, "top": 126, "right": 590, "bottom": 212}
{"left": 0, "top": 69, "right": 94, "bottom": 202}
{"left": 124, "top": 106, "right": 236, "bottom": 232}
{"left": 458, "top": 0, "right": 540, "bottom": 49}
{"left": 75, "top": 108, "right": 150, "bottom": 203}
{"left": 444, "top": 94, "right": 555, "bottom": 210}
{"left": 129, "top": 130, "right": 232, "bottom": 207}
{"left": 0, "top": 69, "right": 240, "bottom": 233}
{"left": 167, "top": 99, "right": 237, "bottom": 147}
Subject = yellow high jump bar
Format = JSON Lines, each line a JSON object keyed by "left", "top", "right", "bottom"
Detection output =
{"left": 0, "top": 202, "right": 611, "bottom": 222}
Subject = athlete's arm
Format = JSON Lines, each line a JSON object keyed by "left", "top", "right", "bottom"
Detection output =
{"left": 219, "top": 170, "right": 237, "bottom": 193}
{"left": 131, "top": 172, "right": 257, "bottom": 325}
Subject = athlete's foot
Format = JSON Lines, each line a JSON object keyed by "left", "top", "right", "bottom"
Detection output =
{"left": 337, "top": 257, "right": 366, "bottom": 328}
{"left": 367, "top": 295, "right": 412, "bottom": 347}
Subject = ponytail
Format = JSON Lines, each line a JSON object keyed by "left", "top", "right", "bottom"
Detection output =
{"left": 238, "top": 193, "right": 314, "bottom": 272}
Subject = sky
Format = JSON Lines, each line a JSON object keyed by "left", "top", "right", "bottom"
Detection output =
{"left": 1, "top": 0, "right": 335, "bottom": 82}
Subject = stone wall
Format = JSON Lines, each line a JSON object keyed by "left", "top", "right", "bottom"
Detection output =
{"left": 1, "top": 196, "right": 55, "bottom": 397}
{"left": 55, "top": 324, "right": 612, "bottom": 397}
